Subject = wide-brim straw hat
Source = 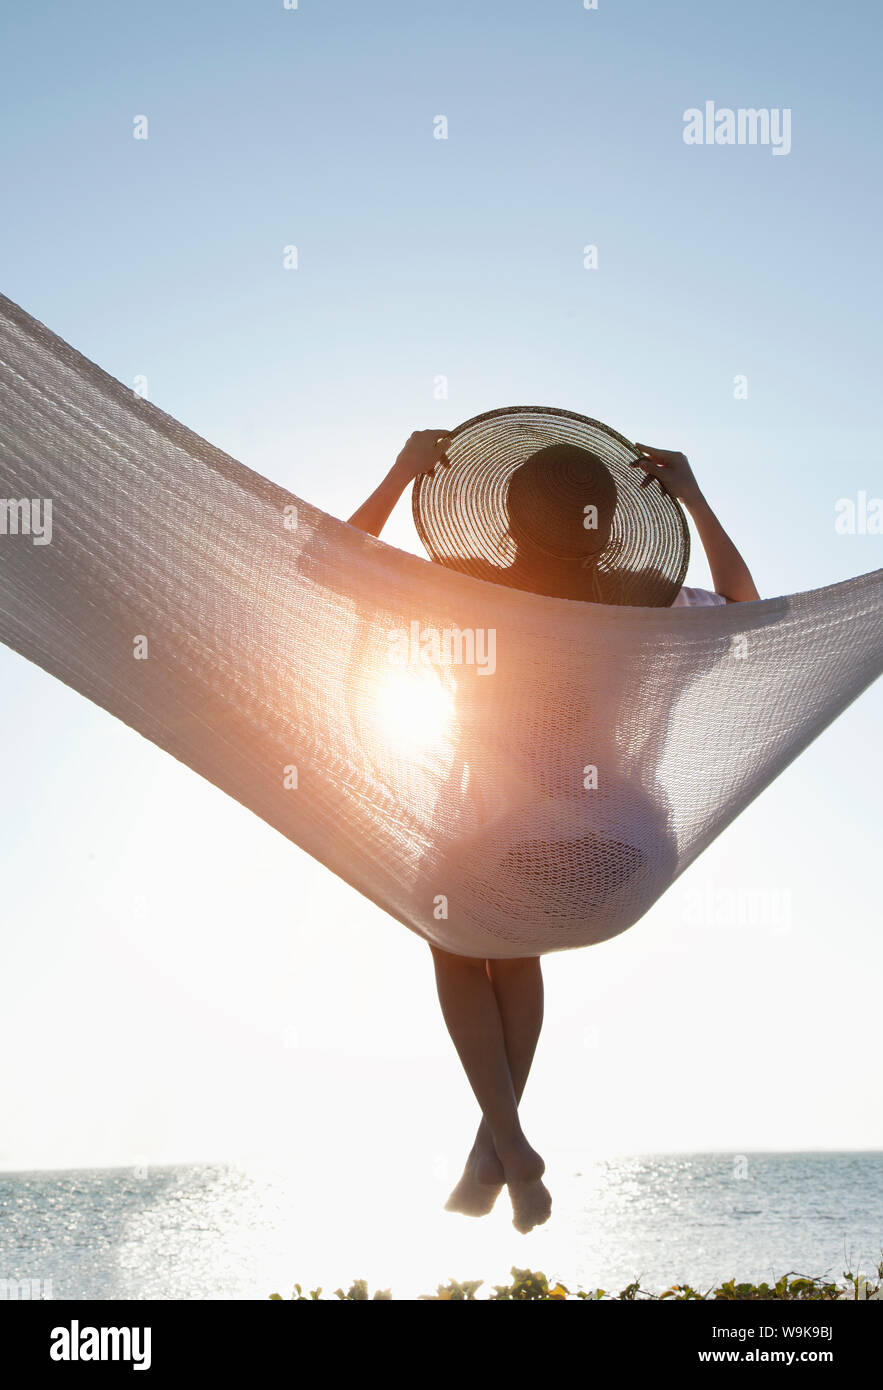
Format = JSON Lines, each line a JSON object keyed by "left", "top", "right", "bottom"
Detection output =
{"left": 412, "top": 405, "right": 690, "bottom": 605}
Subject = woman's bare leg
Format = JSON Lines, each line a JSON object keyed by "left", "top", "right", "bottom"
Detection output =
{"left": 446, "top": 956, "right": 545, "bottom": 1219}
{"left": 471, "top": 957, "right": 545, "bottom": 1173}
{"left": 429, "top": 945, "right": 550, "bottom": 1231}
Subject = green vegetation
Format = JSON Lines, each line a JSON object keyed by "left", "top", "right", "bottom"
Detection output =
{"left": 270, "top": 1262, "right": 883, "bottom": 1301}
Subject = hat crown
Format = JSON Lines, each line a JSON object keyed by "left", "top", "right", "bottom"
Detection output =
{"left": 506, "top": 443, "right": 618, "bottom": 560}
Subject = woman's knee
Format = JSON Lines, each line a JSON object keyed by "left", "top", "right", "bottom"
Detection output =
{"left": 428, "top": 943, "right": 487, "bottom": 972}
{"left": 488, "top": 954, "right": 540, "bottom": 974}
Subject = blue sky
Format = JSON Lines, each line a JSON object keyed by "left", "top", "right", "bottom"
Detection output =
{"left": 0, "top": 0, "right": 881, "bottom": 1178}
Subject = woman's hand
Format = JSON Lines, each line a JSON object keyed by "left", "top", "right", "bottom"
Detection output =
{"left": 631, "top": 443, "right": 705, "bottom": 509}
{"left": 348, "top": 429, "right": 452, "bottom": 537}
{"left": 631, "top": 441, "right": 758, "bottom": 601}
{"left": 392, "top": 429, "right": 453, "bottom": 485}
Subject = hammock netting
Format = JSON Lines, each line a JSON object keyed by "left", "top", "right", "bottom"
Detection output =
{"left": 0, "top": 292, "right": 881, "bottom": 958}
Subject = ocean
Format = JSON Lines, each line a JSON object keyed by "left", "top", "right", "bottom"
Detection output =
{"left": 0, "top": 1152, "right": 880, "bottom": 1300}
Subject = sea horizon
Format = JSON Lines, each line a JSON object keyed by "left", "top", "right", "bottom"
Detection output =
{"left": 2, "top": 1149, "right": 880, "bottom": 1301}
{"left": 2, "top": 1143, "right": 882, "bottom": 1176}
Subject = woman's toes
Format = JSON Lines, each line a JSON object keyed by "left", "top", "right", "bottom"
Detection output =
{"left": 444, "top": 1146, "right": 504, "bottom": 1217}
{"left": 509, "top": 1178, "right": 553, "bottom": 1234}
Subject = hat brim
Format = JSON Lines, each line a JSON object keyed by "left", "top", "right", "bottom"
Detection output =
{"left": 412, "top": 405, "right": 690, "bottom": 605}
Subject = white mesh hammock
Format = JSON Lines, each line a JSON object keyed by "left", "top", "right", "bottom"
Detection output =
{"left": 1, "top": 292, "right": 881, "bottom": 958}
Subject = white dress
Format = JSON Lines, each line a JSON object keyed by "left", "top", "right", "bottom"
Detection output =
{"left": 452, "top": 583, "right": 731, "bottom": 944}
{"left": 671, "top": 586, "right": 728, "bottom": 608}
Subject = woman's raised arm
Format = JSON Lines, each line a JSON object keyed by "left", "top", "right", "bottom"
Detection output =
{"left": 347, "top": 429, "right": 452, "bottom": 537}
{"left": 632, "top": 443, "right": 760, "bottom": 602}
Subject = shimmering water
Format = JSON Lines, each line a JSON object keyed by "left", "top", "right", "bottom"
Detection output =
{"left": 0, "top": 1152, "right": 880, "bottom": 1300}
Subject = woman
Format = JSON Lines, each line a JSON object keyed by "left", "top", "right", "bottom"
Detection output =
{"left": 348, "top": 422, "right": 759, "bottom": 1233}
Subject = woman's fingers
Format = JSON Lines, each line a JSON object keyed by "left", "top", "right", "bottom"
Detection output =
{"left": 629, "top": 454, "right": 665, "bottom": 480}
{"left": 634, "top": 442, "right": 687, "bottom": 465}
{"left": 631, "top": 443, "right": 683, "bottom": 490}
{"left": 630, "top": 443, "right": 703, "bottom": 504}
{"left": 420, "top": 430, "right": 452, "bottom": 453}
{"left": 406, "top": 430, "right": 453, "bottom": 478}
{"left": 431, "top": 431, "right": 454, "bottom": 471}
{"left": 629, "top": 450, "right": 671, "bottom": 493}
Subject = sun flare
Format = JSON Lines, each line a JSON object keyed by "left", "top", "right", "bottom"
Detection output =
{"left": 374, "top": 667, "right": 455, "bottom": 750}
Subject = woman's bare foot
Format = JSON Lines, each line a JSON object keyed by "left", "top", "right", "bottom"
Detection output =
{"left": 497, "top": 1137, "right": 552, "bottom": 1234}
{"left": 446, "top": 1131, "right": 552, "bottom": 1231}
{"left": 444, "top": 1137, "right": 505, "bottom": 1217}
